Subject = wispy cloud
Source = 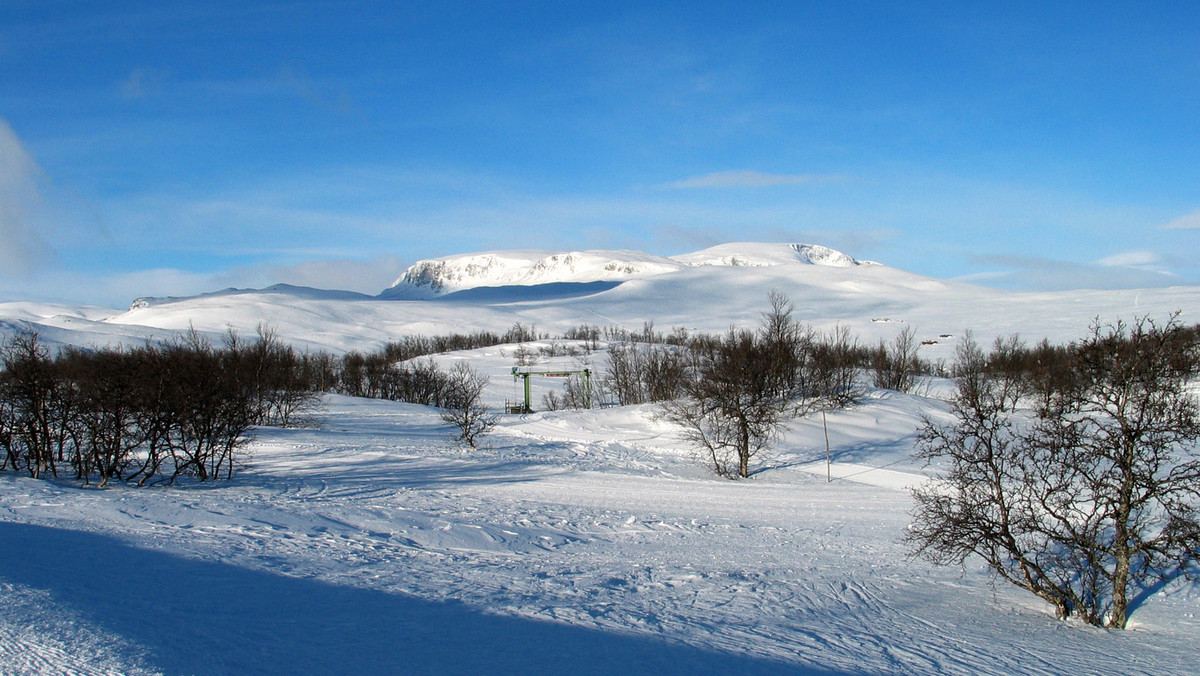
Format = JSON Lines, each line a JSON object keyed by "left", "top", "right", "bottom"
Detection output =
{"left": 0, "top": 118, "right": 53, "bottom": 275}
{"left": 1160, "top": 209, "right": 1200, "bottom": 230}
{"left": 651, "top": 224, "right": 727, "bottom": 252}
{"left": 253, "top": 255, "right": 407, "bottom": 293}
{"left": 0, "top": 255, "right": 409, "bottom": 308}
{"left": 970, "top": 252, "right": 1181, "bottom": 291}
{"left": 120, "top": 67, "right": 169, "bottom": 98}
{"left": 108, "top": 165, "right": 853, "bottom": 262}
{"left": 1095, "top": 250, "right": 1166, "bottom": 270}
{"left": 278, "top": 66, "right": 357, "bottom": 116}
{"left": 664, "top": 170, "right": 842, "bottom": 190}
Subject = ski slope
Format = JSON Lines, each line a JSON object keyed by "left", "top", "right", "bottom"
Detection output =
{"left": 1, "top": 390, "right": 1196, "bottom": 675}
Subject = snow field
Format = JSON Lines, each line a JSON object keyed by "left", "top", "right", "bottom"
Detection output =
{"left": 3, "top": 392, "right": 1198, "bottom": 674}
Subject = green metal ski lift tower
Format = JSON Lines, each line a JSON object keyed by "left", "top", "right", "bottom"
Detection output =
{"left": 508, "top": 366, "right": 592, "bottom": 413}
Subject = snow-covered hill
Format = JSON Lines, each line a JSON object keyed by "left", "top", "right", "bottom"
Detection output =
{"left": 6, "top": 241, "right": 1197, "bottom": 356}
{"left": 0, "top": 243, "right": 1195, "bottom": 360}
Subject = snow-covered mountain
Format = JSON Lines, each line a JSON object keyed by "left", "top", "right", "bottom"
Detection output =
{"left": 380, "top": 249, "right": 685, "bottom": 299}
{"left": 130, "top": 284, "right": 374, "bottom": 310}
{"left": 673, "top": 242, "right": 878, "bottom": 268}
{"left": 380, "top": 242, "right": 876, "bottom": 299}
{"left": 3, "top": 241, "right": 1199, "bottom": 355}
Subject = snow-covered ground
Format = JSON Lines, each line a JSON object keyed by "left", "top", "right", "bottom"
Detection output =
{"left": 2, "top": 243, "right": 1199, "bottom": 674}
{"left": 3, "top": 387, "right": 1198, "bottom": 674}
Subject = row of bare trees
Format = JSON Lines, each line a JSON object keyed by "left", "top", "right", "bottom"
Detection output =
{"left": 0, "top": 327, "right": 321, "bottom": 486}
{"left": 0, "top": 321, "right": 517, "bottom": 479}
{"left": 328, "top": 311, "right": 933, "bottom": 422}
{"left": 602, "top": 317, "right": 915, "bottom": 412}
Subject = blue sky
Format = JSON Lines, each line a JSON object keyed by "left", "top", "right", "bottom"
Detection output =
{"left": 2, "top": 1, "right": 1198, "bottom": 306}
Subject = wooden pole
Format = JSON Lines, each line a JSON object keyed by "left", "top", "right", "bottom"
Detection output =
{"left": 823, "top": 409, "right": 831, "bottom": 483}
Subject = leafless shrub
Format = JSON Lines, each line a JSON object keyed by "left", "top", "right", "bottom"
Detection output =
{"left": 441, "top": 362, "right": 497, "bottom": 449}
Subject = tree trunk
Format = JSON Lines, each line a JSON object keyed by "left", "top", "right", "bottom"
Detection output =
{"left": 1108, "top": 541, "right": 1131, "bottom": 628}
{"left": 738, "top": 420, "right": 750, "bottom": 478}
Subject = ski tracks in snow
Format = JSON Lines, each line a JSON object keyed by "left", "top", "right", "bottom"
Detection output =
{"left": 2, "top": 397, "right": 1197, "bottom": 675}
{"left": 0, "top": 582, "right": 156, "bottom": 676}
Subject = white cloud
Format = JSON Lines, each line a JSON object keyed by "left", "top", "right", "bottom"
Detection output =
{"left": 254, "top": 255, "right": 407, "bottom": 293}
{"left": 0, "top": 118, "right": 53, "bottom": 275}
{"left": 278, "top": 66, "right": 357, "bottom": 116}
{"left": 970, "top": 253, "right": 1182, "bottom": 291}
{"left": 0, "top": 255, "right": 409, "bottom": 309}
{"left": 665, "top": 170, "right": 841, "bottom": 189}
{"left": 1160, "top": 209, "right": 1200, "bottom": 230}
{"left": 114, "top": 255, "right": 407, "bottom": 303}
{"left": 120, "top": 67, "right": 169, "bottom": 98}
{"left": 1095, "top": 250, "right": 1164, "bottom": 269}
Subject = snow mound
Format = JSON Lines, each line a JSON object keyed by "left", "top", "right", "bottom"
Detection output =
{"left": 380, "top": 250, "right": 685, "bottom": 299}
{"left": 0, "top": 302, "right": 121, "bottom": 321}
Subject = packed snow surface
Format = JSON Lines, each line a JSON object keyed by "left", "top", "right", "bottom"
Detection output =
{"left": 2, "top": 242, "right": 1200, "bottom": 674}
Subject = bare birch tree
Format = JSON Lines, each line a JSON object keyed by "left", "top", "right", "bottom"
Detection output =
{"left": 908, "top": 317, "right": 1200, "bottom": 628}
{"left": 441, "top": 362, "right": 496, "bottom": 449}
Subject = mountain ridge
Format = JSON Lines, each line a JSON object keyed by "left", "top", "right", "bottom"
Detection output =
{"left": 381, "top": 242, "right": 876, "bottom": 299}
{"left": 3, "top": 242, "right": 1198, "bottom": 356}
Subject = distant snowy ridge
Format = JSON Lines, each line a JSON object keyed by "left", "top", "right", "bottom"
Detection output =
{"left": 130, "top": 284, "right": 375, "bottom": 309}
{"left": 673, "top": 242, "right": 878, "bottom": 269}
{"left": 381, "top": 249, "right": 686, "bottom": 299}
{"left": 7, "top": 240, "right": 1200, "bottom": 356}
{"left": 382, "top": 243, "right": 874, "bottom": 298}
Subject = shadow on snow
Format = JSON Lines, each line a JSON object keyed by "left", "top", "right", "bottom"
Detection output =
{"left": 0, "top": 522, "right": 851, "bottom": 675}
